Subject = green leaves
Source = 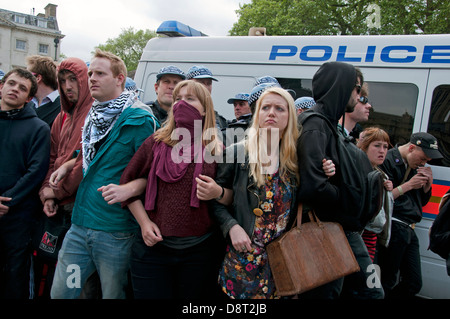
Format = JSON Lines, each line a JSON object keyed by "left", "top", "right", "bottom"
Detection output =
{"left": 229, "top": 0, "right": 450, "bottom": 36}
{"left": 96, "top": 27, "right": 157, "bottom": 72}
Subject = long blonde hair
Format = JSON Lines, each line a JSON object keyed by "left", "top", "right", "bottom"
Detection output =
{"left": 246, "top": 87, "right": 299, "bottom": 187}
{"left": 154, "top": 80, "right": 222, "bottom": 156}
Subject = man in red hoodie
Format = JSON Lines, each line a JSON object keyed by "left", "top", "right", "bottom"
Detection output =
{"left": 34, "top": 57, "right": 94, "bottom": 298}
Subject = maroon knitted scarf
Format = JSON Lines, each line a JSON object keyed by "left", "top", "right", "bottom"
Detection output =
{"left": 145, "top": 100, "right": 204, "bottom": 210}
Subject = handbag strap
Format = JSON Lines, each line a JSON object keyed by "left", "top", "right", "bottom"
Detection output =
{"left": 294, "top": 203, "right": 323, "bottom": 229}
{"left": 295, "top": 202, "right": 303, "bottom": 228}
{"left": 308, "top": 211, "right": 323, "bottom": 227}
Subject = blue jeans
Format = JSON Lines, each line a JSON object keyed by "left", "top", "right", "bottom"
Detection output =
{"left": 51, "top": 224, "right": 135, "bottom": 299}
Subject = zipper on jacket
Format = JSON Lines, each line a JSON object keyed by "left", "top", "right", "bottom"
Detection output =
{"left": 247, "top": 179, "right": 260, "bottom": 239}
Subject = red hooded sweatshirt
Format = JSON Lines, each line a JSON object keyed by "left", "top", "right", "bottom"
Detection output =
{"left": 39, "top": 57, "right": 94, "bottom": 205}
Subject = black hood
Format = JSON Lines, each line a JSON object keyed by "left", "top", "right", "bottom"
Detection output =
{"left": 311, "top": 62, "right": 357, "bottom": 126}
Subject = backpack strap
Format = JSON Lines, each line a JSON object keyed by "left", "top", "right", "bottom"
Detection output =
{"left": 298, "top": 110, "right": 338, "bottom": 138}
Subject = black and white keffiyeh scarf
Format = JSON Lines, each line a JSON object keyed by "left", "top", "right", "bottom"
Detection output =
{"left": 82, "top": 91, "right": 137, "bottom": 172}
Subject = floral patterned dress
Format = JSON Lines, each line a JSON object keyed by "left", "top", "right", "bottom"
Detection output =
{"left": 218, "top": 171, "right": 294, "bottom": 299}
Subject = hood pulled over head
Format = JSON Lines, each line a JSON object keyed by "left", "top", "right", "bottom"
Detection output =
{"left": 312, "top": 62, "right": 357, "bottom": 125}
{"left": 57, "top": 57, "right": 92, "bottom": 114}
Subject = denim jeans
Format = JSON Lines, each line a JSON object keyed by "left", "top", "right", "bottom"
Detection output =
{"left": 341, "top": 231, "right": 385, "bottom": 299}
{"left": 51, "top": 224, "right": 135, "bottom": 299}
{"left": 378, "top": 221, "right": 422, "bottom": 298}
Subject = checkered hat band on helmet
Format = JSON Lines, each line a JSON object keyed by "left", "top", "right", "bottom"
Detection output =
{"left": 187, "top": 69, "right": 212, "bottom": 79}
{"left": 296, "top": 99, "right": 315, "bottom": 109}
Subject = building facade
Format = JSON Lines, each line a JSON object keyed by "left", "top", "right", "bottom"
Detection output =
{"left": 0, "top": 3, "right": 64, "bottom": 72}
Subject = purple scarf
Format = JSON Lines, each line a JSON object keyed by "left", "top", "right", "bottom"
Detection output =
{"left": 145, "top": 100, "right": 204, "bottom": 210}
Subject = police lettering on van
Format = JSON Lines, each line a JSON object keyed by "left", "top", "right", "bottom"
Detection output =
{"left": 269, "top": 45, "right": 450, "bottom": 64}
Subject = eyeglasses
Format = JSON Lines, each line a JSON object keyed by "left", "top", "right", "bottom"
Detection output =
{"left": 355, "top": 84, "right": 362, "bottom": 94}
{"left": 359, "top": 96, "right": 369, "bottom": 104}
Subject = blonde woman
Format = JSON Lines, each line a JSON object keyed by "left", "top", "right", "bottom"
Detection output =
{"left": 213, "top": 87, "right": 299, "bottom": 299}
{"left": 119, "top": 80, "right": 226, "bottom": 299}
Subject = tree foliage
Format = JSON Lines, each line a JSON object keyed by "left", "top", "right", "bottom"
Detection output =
{"left": 229, "top": 0, "right": 450, "bottom": 36}
{"left": 96, "top": 27, "right": 157, "bottom": 72}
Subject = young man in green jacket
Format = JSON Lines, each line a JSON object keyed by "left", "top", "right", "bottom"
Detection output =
{"left": 50, "top": 50, "right": 159, "bottom": 299}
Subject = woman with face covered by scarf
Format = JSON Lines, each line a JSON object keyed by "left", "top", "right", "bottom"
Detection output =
{"left": 119, "top": 80, "right": 228, "bottom": 299}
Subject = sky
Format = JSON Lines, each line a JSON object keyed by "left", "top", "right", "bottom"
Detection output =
{"left": 1, "top": 0, "right": 251, "bottom": 62}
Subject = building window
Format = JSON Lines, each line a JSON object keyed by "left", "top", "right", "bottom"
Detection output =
{"left": 14, "top": 15, "right": 25, "bottom": 24}
{"left": 16, "top": 39, "right": 26, "bottom": 51}
{"left": 37, "top": 19, "right": 47, "bottom": 28}
{"left": 39, "top": 44, "right": 49, "bottom": 55}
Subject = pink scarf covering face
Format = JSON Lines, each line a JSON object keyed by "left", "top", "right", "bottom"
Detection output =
{"left": 145, "top": 100, "right": 205, "bottom": 210}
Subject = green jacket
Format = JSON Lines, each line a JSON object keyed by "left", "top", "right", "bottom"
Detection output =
{"left": 72, "top": 102, "right": 159, "bottom": 233}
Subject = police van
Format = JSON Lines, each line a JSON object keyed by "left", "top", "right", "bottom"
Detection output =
{"left": 134, "top": 21, "right": 450, "bottom": 299}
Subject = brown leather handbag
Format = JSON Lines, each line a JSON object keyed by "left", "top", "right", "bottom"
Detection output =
{"left": 267, "top": 203, "right": 360, "bottom": 296}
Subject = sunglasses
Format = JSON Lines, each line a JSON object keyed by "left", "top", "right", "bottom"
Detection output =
{"left": 359, "top": 96, "right": 369, "bottom": 104}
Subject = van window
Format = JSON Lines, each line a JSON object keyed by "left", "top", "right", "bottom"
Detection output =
{"left": 277, "top": 78, "right": 313, "bottom": 99}
{"left": 363, "top": 82, "right": 418, "bottom": 147}
{"left": 278, "top": 77, "right": 419, "bottom": 147}
{"left": 427, "top": 85, "right": 450, "bottom": 167}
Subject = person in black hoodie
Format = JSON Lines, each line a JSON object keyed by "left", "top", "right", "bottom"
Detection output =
{"left": 296, "top": 62, "right": 384, "bottom": 299}
{"left": 0, "top": 68, "right": 50, "bottom": 298}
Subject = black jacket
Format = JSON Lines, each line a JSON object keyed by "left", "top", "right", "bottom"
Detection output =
{"left": 0, "top": 103, "right": 50, "bottom": 219}
{"left": 147, "top": 100, "right": 168, "bottom": 124}
{"left": 297, "top": 62, "right": 357, "bottom": 230}
{"left": 34, "top": 95, "right": 61, "bottom": 128}
{"left": 380, "top": 146, "right": 431, "bottom": 224}
{"left": 213, "top": 142, "right": 297, "bottom": 239}
{"left": 222, "top": 113, "right": 252, "bottom": 145}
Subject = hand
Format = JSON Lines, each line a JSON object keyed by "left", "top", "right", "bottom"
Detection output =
{"left": 417, "top": 166, "right": 433, "bottom": 188}
{"left": 384, "top": 179, "right": 393, "bottom": 191}
{"left": 322, "top": 158, "right": 336, "bottom": 178}
{"left": 407, "top": 173, "right": 429, "bottom": 190}
{"left": 98, "top": 184, "right": 132, "bottom": 205}
{"left": 40, "top": 187, "right": 55, "bottom": 204}
{"left": 49, "top": 165, "right": 69, "bottom": 189}
{"left": 196, "top": 174, "right": 222, "bottom": 201}
{"left": 0, "top": 196, "right": 11, "bottom": 216}
{"left": 43, "top": 199, "right": 58, "bottom": 217}
{"left": 229, "top": 224, "right": 252, "bottom": 253}
{"left": 140, "top": 219, "right": 163, "bottom": 247}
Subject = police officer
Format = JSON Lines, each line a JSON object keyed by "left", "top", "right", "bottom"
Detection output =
{"left": 147, "top": 66, "right": 185, "bottom": 124}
